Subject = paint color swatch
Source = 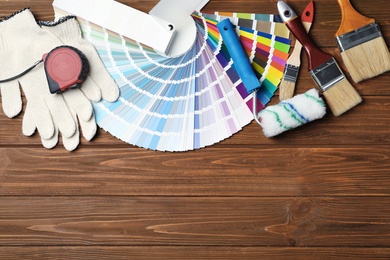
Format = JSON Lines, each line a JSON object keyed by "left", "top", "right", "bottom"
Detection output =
{"left": 54, "top": 6, "right": 290, "bottom": 151}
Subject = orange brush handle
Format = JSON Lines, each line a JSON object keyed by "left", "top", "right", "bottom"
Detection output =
{"left": 336, "top": 0, "right": 375, "bottom": 36}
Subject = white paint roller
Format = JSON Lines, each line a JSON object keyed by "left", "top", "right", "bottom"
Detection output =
{"left": 257, "top": 88, "right": 326, "bottom": 137}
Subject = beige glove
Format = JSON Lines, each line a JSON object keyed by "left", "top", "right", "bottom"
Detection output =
{"left": 0, "top": 9, "right": 79, "bottom": 144}
{"left": 0, "top": 9, "right": 119, "bottom": 151}
{"left": 38, "top": 16, "right": 119, "bottom": 103}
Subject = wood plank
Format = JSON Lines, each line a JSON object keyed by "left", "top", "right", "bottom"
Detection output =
{"left": 1, "top": 246, "right": 390, "bottom": 260}
{"left": 1, "top": 146, "right": 389, "bottom": 196}
{"left": 0, "top": 197, "right": 390, "bottom": 247}
{"left": 1, "top": 96, "right": 389, "bottom": 147}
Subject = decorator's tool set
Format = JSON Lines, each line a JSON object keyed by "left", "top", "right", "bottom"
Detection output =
{"left": 0, "top": 0, "right": 388, "bottom": 151}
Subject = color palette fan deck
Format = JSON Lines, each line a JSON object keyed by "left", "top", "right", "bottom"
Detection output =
{"left": 54, "top": 5, "right": 291, "bottom": 151}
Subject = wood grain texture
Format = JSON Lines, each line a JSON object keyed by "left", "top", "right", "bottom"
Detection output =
{"left": 0, "top": 147, "right": 389, "bottom": 196}
{"left": 1, "top": 197, "right": 390, "bottom": 247}
{"left": 1, "top": 247, "right": 390, "bottom": 260}
{"left": 0, "top": 0, "right": 389, "bottom": 258}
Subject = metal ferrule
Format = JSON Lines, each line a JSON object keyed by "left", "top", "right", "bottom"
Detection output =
{"left": 337, "top": 22, "right": 383, "bottom": 52}
{"left": 309, "top": 57, "right": 345, "bottom": 91}
{"left": 277, "top": 0, "right": 297, "bottom": 23}
{"left": 283, "top": 64, "right": 299, "bottom": 83}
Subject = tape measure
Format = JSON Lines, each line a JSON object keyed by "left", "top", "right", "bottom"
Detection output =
{"left": 43, "top": 45, "right": 89, "bottom": 94}
{"left": 0, "top": 45, "right": 89, "bottom": 94}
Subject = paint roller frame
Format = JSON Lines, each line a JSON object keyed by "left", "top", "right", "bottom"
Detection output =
{"left": 217, "top": 18, "right": 264, "bottom": 126}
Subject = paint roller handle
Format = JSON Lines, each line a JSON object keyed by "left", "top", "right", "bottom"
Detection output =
{"left": 217, "top": 18, "right": 261, "bottom": 94}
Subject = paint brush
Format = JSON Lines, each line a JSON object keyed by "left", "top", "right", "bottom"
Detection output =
{"left": 279, "top": 1, "right": 314, "bottom": 101}
{"left": 335, "top": 0, "right": 390, "bottom": 83}
{"left": 277, "top": 1, "right": 362, "bottom": 116}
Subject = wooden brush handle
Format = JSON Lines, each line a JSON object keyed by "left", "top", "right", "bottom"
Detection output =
{"left": 285, "top": 17, "right": 333, "bottom": 71}
{"left": 287, "top": 22, "right": 311, "bottom": 67}
{"left": 336, "top": 0, "right": 375, "bottom": 36}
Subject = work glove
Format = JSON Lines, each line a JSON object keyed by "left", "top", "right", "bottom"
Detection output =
{"left": 0, "top": 9, "right": 119, "bottom": 151}
{"left": 38, "top": 16, "right": 119, "bottom": 103}
{"left": 36, "top": 15, "right": 120, "bottom": 150}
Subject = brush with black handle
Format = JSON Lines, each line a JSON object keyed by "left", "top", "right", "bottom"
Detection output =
{"left": 277, "top": 0, "right": 362, "bottom": 116}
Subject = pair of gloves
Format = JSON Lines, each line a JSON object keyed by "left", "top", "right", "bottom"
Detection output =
{"left": 0, "top": 9, "right": 119, "bottom": 151}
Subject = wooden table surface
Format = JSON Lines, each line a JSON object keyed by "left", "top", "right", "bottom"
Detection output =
{"left": 1, "top": 0, "right": 390, "bottom": 259}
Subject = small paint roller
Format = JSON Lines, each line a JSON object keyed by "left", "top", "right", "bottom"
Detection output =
{"left": 258, "top": 88, "right": 326, "bottom": 137}
{"left": 217, "top": 19, "right": 326, "bottom": 137}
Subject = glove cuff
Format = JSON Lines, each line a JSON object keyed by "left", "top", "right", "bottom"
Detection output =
{"left": 0, "top": 8, "right": 39, "bottom": 30}
{"left": 38, "top": 16, "right": 82, "bottom": 43}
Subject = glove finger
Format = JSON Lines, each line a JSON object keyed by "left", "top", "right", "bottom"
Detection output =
{"left": 0, "top": 81, "right": 23, "bottom": 118}
{"left": 45, "top": 93, "right": 77, "bottom": 138}
{"left": 62, "top": 129, "right": 80, "bottom": 151}
{"left": 79, "top": 76, "right": 102, "bottom": 102}
{"left": 79, "top": 115, "right": 97, "bottom": 141}
{"left": 21, "top": 105, "right": 36, "bottom": 137}
{"left": 64, "top": 91, "right": 96, "bottom": 150}
{"left": 22, "top": 101, "right": 55, "bottom": 139}
{"left": 42, "top": 109, "right": 81, "bottom": 152}
{"left": 61, "top": 104, "right": 96, "bottom": 151}
{"left": 41, "top": 127, "right": 59, "bottom": 150}
{"left": 63, "top": 88, "right": 94, "bottom": 122}
{"left": 82, "top": 45, "right": 120, "bottom": 102}
{"left": 89, "top": 74, "right": 119, "bottom": 103}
